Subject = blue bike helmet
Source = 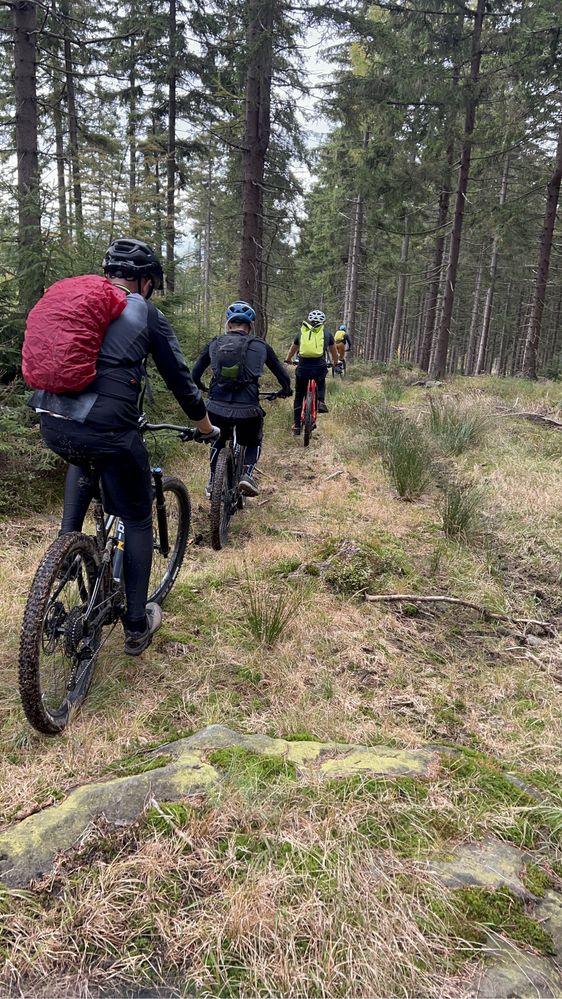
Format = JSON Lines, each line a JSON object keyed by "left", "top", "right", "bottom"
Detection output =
{"left": 338, "top": 323, "right": 347, "bottom": 331}
{"left": 226, "top": 300, "right": 256, "bottom": 324}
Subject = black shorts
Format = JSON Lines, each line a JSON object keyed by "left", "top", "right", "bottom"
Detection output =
{"left": 41, "top": 416, "right": 152, "bottom": 521}
{"left": 207, "top": 410, "right": 264, "bottom": 447}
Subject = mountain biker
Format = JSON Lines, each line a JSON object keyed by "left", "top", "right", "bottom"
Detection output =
{"left": 28, "top": 238, "right": 219, "bottom": 656}
{"left": 285, "top": 309, "right": 340, "bottom": 435}
{"left": 191, "top": 300, "right": 292, "bottom": 498}
{"left": 334, "top": 323, "right": 352, "bottom": 365}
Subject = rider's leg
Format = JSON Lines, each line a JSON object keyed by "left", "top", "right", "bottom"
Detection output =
{"left": 236, "top": 416, "right": 263, "bottom": 496}
{"left": 317, "top": 369, "right": 329, "bottom": 412}
{"left": 60, "top": 463, "right": 95, "bottom": 533}
{"left": 293, "top": 370, "right": 307, "bottom": 429}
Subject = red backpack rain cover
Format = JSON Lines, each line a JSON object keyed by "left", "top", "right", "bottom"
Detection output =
{"left": 22, "top": 275, "right": 127, "bottom": 393}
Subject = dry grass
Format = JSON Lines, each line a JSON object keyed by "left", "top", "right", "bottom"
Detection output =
{"left": 0, "top": 374, "right": 561, "bottom": 997}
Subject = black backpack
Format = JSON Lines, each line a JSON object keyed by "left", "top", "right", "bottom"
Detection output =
{"left": 211, "top": 333, "right": 255, "bottom": 389}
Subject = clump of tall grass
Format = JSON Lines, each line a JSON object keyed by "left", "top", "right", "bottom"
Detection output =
{"left": 428, "top": 396, "right": 489, "bottom": 455}
{"left": 375, "top": 408, "right": 434, "bottom": 501}
{"left": 241, "top": 569, "right": 300, "bottom": 647}
{"left": 440, "top": 478, "right": 483, "bottom": 541}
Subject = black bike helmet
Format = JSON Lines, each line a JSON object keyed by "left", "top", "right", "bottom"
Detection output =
{"left": 103, "top": 239, "right": 163, "bottom": 296}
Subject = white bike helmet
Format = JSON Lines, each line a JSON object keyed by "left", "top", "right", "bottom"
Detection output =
{"left": 308, "top": 309, "right": 326, "bottom": 325}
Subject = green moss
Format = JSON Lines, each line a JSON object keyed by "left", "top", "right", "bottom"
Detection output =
{"left": 312, "top": 534, "right": 412, "bottom": 597}
{"left": 208, "top": 747, "right": 297, "bottom": 792}
{"left": 358, "top": 808, "right": 459, "bottom": 859}
{"left": 327, "top": 774, "right": 429, "bottom": 804}
{"left": 454, "top": 887, "right": 555, "bottom": 955}
{"left": 106, "top": 753, "right": 173, "bottom": 777}
{"left": 521, "top": 863, "right": 554, "bottom": 898}
{"left": 144, "top": 801, "right": 204, "bottom": 836}
{"left": 439, "top": 754, "right": 552, "bottom": 848}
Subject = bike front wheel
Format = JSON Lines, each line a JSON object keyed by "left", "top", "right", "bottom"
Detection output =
{"left": 210, "top": 448, "right": 235, "bottom": 550}
{"left": 19, "top": 532, "right": 103, "bottom": 735}
{"left": 148, "top": 476, "right": 191, "bottom": 605}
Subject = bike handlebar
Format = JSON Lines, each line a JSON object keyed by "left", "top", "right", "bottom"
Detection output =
{"left": 139, "top": 419, "right": 198, "bottom": 440}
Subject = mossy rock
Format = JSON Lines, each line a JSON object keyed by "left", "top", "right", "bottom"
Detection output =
{"left": 313, "top": 536, "right": 412, "bottom": 596}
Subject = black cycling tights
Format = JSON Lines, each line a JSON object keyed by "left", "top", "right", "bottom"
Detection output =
{"left": 61, "top": 464, "right": 152, "bottom": 631}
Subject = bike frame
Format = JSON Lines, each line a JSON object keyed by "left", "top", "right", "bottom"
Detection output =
{"left": 301, "top": 378, "right": 318, "bottom": 424}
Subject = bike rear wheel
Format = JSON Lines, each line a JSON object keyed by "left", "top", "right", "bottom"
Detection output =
{"left": 148, "top": 476, "right": 191, "bottom": 605}
{"left": 210, "top": 448, "right": 235, "bottom": 550}
{"left": 303, "top": 389, "right": 315, "bottom": 447}
{"left": 19, "top": 532, "right": 102, "bottom": 735}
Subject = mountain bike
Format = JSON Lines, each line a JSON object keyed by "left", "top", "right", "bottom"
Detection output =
{"left": 301, "top": 378, "right": 318, "bottom": 447}
{"left": 331, "top": 356, "right": 346, "bottom": 379}
{"left": 209, "top": 392, "right": 282, "bottom": 551}
{"left": 18, "top": 420, "right": 204, "bottom": 736}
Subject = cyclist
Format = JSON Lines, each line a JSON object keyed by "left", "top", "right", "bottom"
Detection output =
{"left": 191, "top": 300, "right": 292, "bottom": 499}
{"left": 28, "top": 238, "right": 219, "bottom": 656}
{"left": 334, "top": 323, "right": 352, "bottom": 368}
{"left": 285, "top": 309, "right": 340, "bottom": 435}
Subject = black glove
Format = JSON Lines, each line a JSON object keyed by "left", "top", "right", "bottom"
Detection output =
{"left": 194, "top": 425, "right": 221, "bottom": 443}
{"left": 280, "top": 388, "right": 293, "bottom": 398}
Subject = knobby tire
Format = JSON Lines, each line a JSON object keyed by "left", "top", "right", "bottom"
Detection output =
{"left": 19, "top": 532, "right": 101, "bottom": 735}
{"left": 148, "top": 476, "right": 191, "bottom": 605}
{"left": 210, "top": 448, "right": 234, "bottom": 550}
{"left": 303, "top": 391, "right": 314, "bottom": 447}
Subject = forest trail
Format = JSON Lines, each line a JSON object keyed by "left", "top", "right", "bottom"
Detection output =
{"left": 0, "top": 371, "right": 561, "bottom": 997}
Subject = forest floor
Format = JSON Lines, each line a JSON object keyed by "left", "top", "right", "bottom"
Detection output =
{"left": 0, "top": 369, "right": 561, "bottom": 998}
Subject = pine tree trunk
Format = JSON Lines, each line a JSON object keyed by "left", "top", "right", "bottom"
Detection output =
{"left": 343, "top": 193, "right": 363, "bottom": 340}
{"left": 521, "top": 123, "right": 562, "bottom": 378}
{"left": 53, "top": 84, "right": 68, "bottom": 238}
{"left": 464, "top": 249, "right": 485, "bottom": 374}
{"left": 60, "top": 0, "right": 83, "bottom": 242}
{"left": 203, "top": 154, "right": 212, "bottom": 334}
{"left": 166, "top": 0, "right": 177, "bottom": 291}
{"left": 238, "top": 0, "right": 275, "bottom": 338}
{"left": 430, "top": 0, "right": 486, "bottom": 379}
{"left": 13, "top": 0, "right": 43, "bottom": 314}
{"left": 474, "top": 155, "right": 510, "bottom": 375}
{"left": 497, "top": 279, "right": 512, "bottom": 376}
{"left": 389, "top": 217, "right": 409, "bottom": 358}
{"left": 128, "top": 37, "right": 137, "bottom": 231}
{"left": 365, "top": 276, "right": 379, "bottom": 359}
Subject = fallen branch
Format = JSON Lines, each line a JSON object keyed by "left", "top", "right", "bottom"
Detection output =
{"left": 364, "top": 593, "right": 558, "bottom": 636}
{"left": 323, "top": 469, "right": 344, "bottom": 481}
{"left": 507, "top": 411, "right": 562, "bottom": 430}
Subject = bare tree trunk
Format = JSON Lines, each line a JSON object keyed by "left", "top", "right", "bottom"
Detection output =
{"left": 474, "top": 155, "right": 510, "bottom": 374}
{"left": 13, "top": 0, "right": 43, "bottom": 314}
{"left": 203, "top": 154, "right": 212, "bottom": 334}
{"left": 365, "top": 276, "right": 379, "bottom": 359}
{"left": 430, "top": 0, "right": 486, "bottom": 378}
{"left": 53, "top": 84, "right": 68, "bottom": 238}
{"left": 389, "top": 216, "right": 409, "bottom": 358}
{"left": 238, "top": 0, "right": 275, "bottom": 338}
{"left": 60, "top": 0, "right": 83, "bottom": 242}
{"left": 497, "top": 279, "right": 512, "bottom": 376}
{"left": 522, "top": 123, "right": 562, "bottom": 378}
{"left": 128, "top": 36, "right": 138, "bottom": 232}
{"left": 343, "top": 193, "right": 363, "bottom": 340}
{"left": 464, "top": 249, "right": 485, "bottom": 374}
{"left": 165, "top": 0, "right": 177, "bottom": 291}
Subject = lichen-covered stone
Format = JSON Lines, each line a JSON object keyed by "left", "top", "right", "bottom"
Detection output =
{"left": 537, "top": 891, "right": 562, "bottom": 957}
{"left": 318, "top": 746, "right": 436, "bottom": 777}
{"left": 428, "top": 837, "right": 529, "bottom": 897}
{"left": 0, "top": 753, "right": 217, "bottom": 887}
{"left": 474, "top": 940, "right": 562, "bottom": 998}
